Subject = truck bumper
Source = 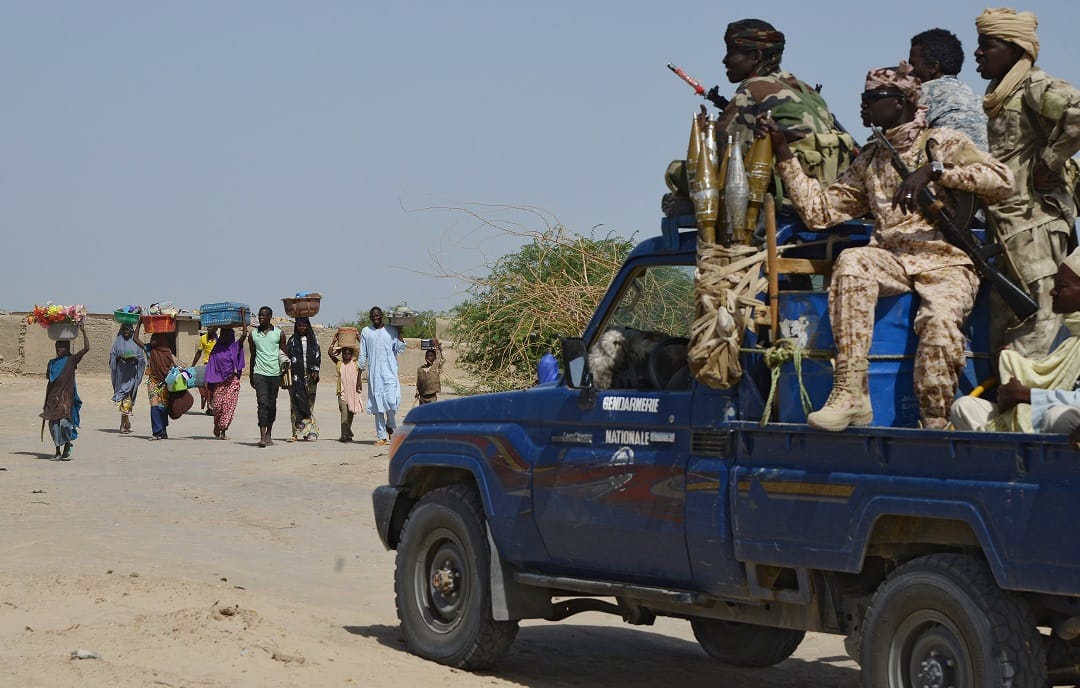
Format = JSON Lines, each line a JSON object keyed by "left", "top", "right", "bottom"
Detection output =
{"left": 372, "top": 485, "right": 403, "bottom": 551}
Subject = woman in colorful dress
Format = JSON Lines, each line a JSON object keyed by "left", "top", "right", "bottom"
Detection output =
{"left": 109, "top": 321, "right": 146, "bottom": 434}
{"left": 205, "top": 324, "right": 248, "bottom": 439}
{"left": 145, "top": 333, "right": 179, "bottom": 439}
{"left": 41, "top": 324, "right": 89, "bottom": 459}
{"left": 286, "top": 317, "right": 321, "bottom": 441}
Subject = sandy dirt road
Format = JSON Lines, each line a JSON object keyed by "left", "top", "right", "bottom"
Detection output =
{"left": 0, "top": 373, "right": 860, "bottom": 687}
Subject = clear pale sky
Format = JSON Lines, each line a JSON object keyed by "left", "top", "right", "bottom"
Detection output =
{"left": 2, "top": 1, "right": 1077, "bottom": 325}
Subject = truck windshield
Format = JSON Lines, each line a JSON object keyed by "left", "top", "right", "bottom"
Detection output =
{"left": 589, "top": 264, "right": 696, "bottom": 390}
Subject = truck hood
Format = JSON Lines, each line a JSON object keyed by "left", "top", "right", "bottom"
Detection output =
{"left": 403, "top": 387, "right": 548, "bottom": 425}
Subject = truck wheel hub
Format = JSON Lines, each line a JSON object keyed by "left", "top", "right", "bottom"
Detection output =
{"left": 916, "top": 656, "right": 949, "bottom": 687}
{"left": 431, "top": 561, "right": 459, "bottom": 597}
{"left": 910, "top": 632, "right": 960, "bottom": 688}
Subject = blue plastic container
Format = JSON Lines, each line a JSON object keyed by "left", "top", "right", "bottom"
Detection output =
{"left": 776, "top": 291, "right": 917, "bottom": 355}
{"left": 199, "top": 302, "right": 250, "bottom": 327}
{"left": 773, "top": 289, "right": 989, "bottom": 427}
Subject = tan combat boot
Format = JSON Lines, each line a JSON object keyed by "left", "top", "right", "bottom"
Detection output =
{"left": 806, "top": 359, "right": 873, "bottom": 431}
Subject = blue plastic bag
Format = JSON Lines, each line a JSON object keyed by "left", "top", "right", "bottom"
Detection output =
{"left": 165, "top": 366, "right": 188, "bottom": 392}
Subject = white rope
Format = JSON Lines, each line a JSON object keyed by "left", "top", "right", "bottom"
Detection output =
{"left": 689, "top": 242, "right": 768, "bottom": 389}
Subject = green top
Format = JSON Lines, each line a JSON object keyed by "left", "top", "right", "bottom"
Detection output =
{"left": 251, "top": 327, "right": 282, "bottom": 376}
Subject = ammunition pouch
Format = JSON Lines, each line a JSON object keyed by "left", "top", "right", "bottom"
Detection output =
{"left": 789, "top": 131, "right": 857, "bottom": 184}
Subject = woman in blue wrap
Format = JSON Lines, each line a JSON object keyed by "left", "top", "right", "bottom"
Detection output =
{"left": 40, "top": 323, "right": 89, "bottom": 460}
{"left": 109, "top": 321, "right": 146, "bottom": 434}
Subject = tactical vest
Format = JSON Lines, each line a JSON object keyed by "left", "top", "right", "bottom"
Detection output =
{"left": 742, "top": 75, "right": 858, "bottom": 192}
{"left": 665, "top": 77, "right": 856, "bottom": 206}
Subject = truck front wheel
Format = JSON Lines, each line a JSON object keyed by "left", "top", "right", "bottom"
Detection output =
{"left": 690, "top": 619, "right": 805, "bottom": 667}
{"left": 394, "top": 484, "right": 519, "bottom": 669}
{"left": 859, "top": 553, "right": 1045, "bottom": 688}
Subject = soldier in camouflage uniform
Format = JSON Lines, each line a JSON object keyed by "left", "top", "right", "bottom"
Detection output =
{"left": 760, "top": 63, "right": 1014, "bottom": 430}
{"left": 975, "top": 8, "right": 1080, "bottom": 366}
{"left": 719, "top": 19, "right": 855, "bottom": 185}
{"left": 664, "top": 19, "right": 854, "bottom": 215}
{"left": 909, "top": 28, "right": 988, "bottom": 150}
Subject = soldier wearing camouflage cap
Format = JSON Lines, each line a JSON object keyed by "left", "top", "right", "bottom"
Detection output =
{"left": 760, "top": 63, "right": 1014, "bottom": 431}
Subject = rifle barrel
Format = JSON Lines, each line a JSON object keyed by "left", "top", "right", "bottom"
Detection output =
{"left": 870, "top": 127, "right": 1038, "bottom": 321}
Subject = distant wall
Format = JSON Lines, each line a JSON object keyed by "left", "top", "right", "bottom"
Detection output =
{"left": 0, "top": 313, "right": 466, "bottom": 388}
{"left": 0, "top": 314, "right": 22, "bottom": 373}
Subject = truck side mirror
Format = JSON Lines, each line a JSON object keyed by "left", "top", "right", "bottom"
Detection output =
{"left": 561, "top": 337, "right": 592, "bottom": 390}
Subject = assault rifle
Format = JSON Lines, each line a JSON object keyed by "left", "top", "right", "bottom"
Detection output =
{"left": 870, "top": 126, "right": 1039, "bottom": 322}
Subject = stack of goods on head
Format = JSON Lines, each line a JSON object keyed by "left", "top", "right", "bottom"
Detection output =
{"left": 142, "top": 302, "right": 179, "bottom": 333}
{"left": 198, "top": 302, "right": 251, "bottom": 328}
{"left": 386, "top": 304, "right": 417, "bottom": 327}
{"left": 27, "top": 302, "right": 88, "bottom": 340}
{"left": 336, "top": 326, "right": 359, "bottom": 349}
{"left": 113, "top": 305, "right": 142, "bottom": 326}
{"left": 282, "top": 292, "right": 321, "bottom": 318}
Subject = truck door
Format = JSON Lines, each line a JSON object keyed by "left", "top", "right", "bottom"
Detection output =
{"left": 533, "top": 264, "right": 695, "bottom": 586}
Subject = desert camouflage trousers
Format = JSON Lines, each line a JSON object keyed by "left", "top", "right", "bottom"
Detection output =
{"left": 830, "top": 247, "right": 979, "bottom": 424}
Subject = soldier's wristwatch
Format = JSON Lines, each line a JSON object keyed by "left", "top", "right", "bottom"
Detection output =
{"left": 929, "top": 160, "right": 945, "bottom": 181}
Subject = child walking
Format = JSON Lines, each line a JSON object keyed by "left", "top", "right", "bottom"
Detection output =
{"left": 328, "top": 333, "right": 364, "bottom": 442}
{"left": 415, "top": 339, "right": 443, "bottom": 405}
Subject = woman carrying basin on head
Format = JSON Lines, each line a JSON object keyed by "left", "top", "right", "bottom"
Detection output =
{"left": 109, "top": 320, "right": 146, "bottom": 434}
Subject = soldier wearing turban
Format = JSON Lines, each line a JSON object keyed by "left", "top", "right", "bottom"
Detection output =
{"left": 975, "top": 7, "right": 1080, "bottom": 367}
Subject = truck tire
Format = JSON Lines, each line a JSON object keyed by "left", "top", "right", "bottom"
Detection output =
{"left": 859, "top": 553, "right": 1046, "bottom": 688}
{"left": 690, "top": 619, "right": 805, "bottom": 667}
{"left": 394, "top": 484, "right": 518, "bottom": 670}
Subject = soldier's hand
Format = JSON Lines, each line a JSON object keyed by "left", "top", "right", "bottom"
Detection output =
{"left": 705, "top": 86, "right": 729, "bottom": 110}
{"left": 1033, "top": 160, "right": 1063, "bottom": 193}
{"left": 755, "top": 116, "right": 792, "bottom": 161}
{"left": 997, "top": 377, "right": 1031, "bottom": 413}
{"left": 694, "top": 104, "right": 709, "bottom": 133}
{"left": 892, "top": 165, "right": 933, "bottom": 214}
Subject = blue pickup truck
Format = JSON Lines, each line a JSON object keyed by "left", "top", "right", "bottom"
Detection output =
{"left": 373, "top": 216, "right": 1080, "bottom": 688}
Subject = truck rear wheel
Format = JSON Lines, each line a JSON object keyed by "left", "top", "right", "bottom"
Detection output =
{"left": 394, "top": 484, "right": 518, "bottom": 669}
{"left": 690, "top": 619, "right": 805, "bottom": 667}
{"left": 859, "top": 553, "right": 1045, "bottom": 688}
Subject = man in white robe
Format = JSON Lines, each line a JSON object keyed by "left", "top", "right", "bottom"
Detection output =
{"left": 358, "top": 306, "right": 407, "bottom": 445}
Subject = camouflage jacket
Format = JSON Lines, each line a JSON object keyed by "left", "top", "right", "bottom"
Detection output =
{"left": 922, "top": 76, "right": 988, "bottom": 151}
{"left": 777, "top": 122, "right": 1013, "bottom": 275}
{"left": 985, "top": 68, "right": 1080, "bottom": 240}
{"left": 719, "top": 71, "right": 837, "bottom": 148}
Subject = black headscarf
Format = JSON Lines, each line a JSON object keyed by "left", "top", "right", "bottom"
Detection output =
{"left": 286, "top": 318, "right": 321, "bottom": 417}
{"left": 287, "top": 318, "right": 321, "bottom": 375}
